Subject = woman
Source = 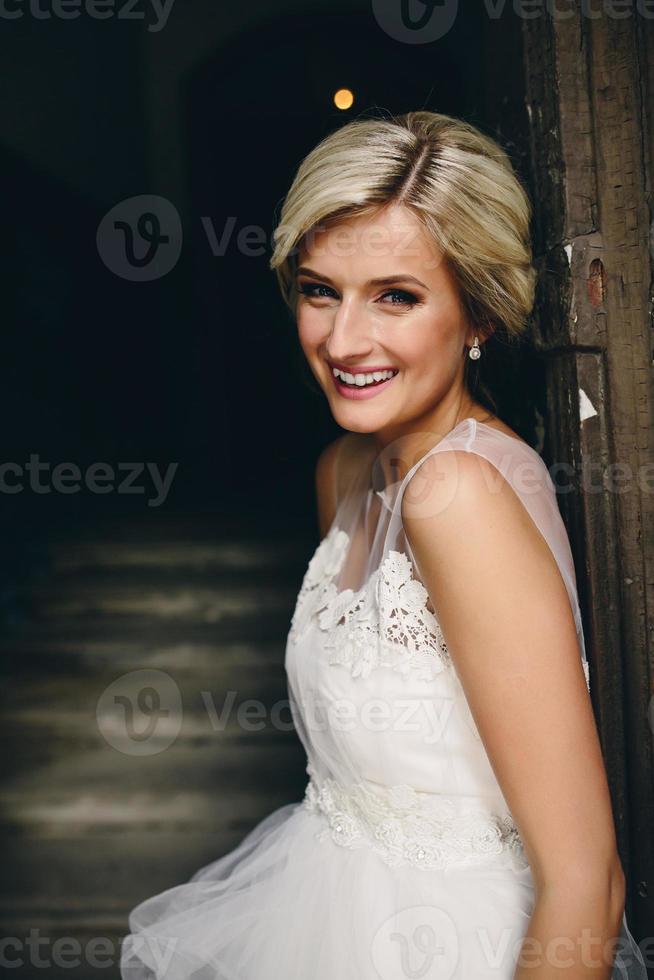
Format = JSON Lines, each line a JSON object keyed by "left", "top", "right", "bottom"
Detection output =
{"left": 120, "top": 111, "right": 647, "bottom": 979}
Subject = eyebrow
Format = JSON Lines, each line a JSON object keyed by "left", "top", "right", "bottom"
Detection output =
{"left": 295, "top": 266, "right": 429, "bottom": 290}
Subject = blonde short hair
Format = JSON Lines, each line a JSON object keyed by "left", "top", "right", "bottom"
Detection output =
{"left": 269, "top": 110, "right": 536, "bottom": 341}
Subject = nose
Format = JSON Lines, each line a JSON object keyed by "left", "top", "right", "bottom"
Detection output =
{"left": 324, "top": 298, "right": 374, "bottom": 364}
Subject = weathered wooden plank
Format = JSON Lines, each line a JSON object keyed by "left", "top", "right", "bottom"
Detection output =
{"left": 523, "top": 4, "right": 654, "bottom": 936}
{"left": 585, "top": 10, "right": 654, "bottom": 935}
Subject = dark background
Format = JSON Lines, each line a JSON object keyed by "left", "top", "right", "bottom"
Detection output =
{"left": 1, "top": 3, "right": 541, "bottom": 538}
{"left": 0, "top": 3, "right": 545, "bottom": 975}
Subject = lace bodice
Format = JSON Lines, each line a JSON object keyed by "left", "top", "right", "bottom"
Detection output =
{"left": 289, "top": 526, "right": 451, "bottom": 681}
{"left": 285, "top": 418, "right": 592, "bottom": 874}
{"left": 288, "top": 520, "right": 590, "bottom": 690}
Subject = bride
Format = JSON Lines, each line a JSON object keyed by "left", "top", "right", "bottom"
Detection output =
{"left": 120, "top": 111, "right": 647, "bottom": 979}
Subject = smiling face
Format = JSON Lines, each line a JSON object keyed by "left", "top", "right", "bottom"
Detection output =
{"left": 294, "top": 204, "right": 483, "bottom": 449}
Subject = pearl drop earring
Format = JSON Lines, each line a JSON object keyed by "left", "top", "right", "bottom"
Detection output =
{"left": 468, "top": 336, "right": 481, "bottom": 360}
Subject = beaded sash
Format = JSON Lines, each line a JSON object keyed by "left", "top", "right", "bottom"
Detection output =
{"left": 301, "top": 765, "right": 527, "bottom": 872}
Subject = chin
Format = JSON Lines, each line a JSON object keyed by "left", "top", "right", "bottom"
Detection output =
{"left": 328, "top": 405, "right": 389, "bottom": 433}
{"left": 335, "top": 420, "right": 376, "bottom": 434}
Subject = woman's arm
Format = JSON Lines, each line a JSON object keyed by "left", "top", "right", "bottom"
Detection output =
{"left": 314, "top": 434, "right": 348, "bottom": 538}
{"left": 314, "top": 432, "right": 364, "bottom": 537}
{"left": 402, "top": 449, "right": 626, "bottom": 979}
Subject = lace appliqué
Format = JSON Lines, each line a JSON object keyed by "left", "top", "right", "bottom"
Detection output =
{"left": 301, "top": 764, "right": 526, "bottom": 872}
{"left": 288, "top": 526, "right": 349, "bottom": 647}
{"left": 289, "top": 525, "right": 451, "bottom": 681}
{"left": 289, "top": 525, "right": 592, "bottom": 692}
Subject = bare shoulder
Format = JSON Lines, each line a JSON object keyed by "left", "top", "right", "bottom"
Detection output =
{"left": 401, "top": 448, "right": 527, "bottom": 531}
{"left": 315, "top": 432, "right": 368, "bottom": 537}
{"left": 401, "top": 448, "right": 555, "bottom": 600}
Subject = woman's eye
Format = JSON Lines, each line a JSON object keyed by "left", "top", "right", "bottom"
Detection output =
{"left": 297, "top": 283, "right": 336, "bottom": 299}
{"left": 380, "top": 289, "right": 418, "bottom": 306}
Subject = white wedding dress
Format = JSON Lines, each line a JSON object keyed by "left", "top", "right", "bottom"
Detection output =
{"left": 120, "top": 417, "right": 647, "bottom": 979}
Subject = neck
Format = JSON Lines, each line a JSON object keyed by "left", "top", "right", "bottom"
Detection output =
{"left": 367, "top": 397, "right": 490, "bottom": 489}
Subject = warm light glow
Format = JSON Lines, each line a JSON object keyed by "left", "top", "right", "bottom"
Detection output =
{"left": 333, "top": 88, "right": 354, "bottom": 110}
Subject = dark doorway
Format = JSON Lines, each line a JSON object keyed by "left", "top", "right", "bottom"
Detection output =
{"left": 0, "top": 7, "right": 548, "bottom": 974}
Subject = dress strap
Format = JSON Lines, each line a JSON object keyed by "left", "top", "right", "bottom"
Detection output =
{"left": 383, "top": 418, "right": 590, "bottom": 684}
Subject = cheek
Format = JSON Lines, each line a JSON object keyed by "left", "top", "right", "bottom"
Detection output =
{"left": 393, "top": 316, "right": 463, "bottom": 371}
{"left": 296, "top": 309, "right": 326, "bottom": 355}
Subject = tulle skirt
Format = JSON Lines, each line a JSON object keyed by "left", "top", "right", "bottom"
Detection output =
{"left": 119, "top": 800, "right": 648, "bottom": 980}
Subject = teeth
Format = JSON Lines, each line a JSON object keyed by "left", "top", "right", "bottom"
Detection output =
{"left": 332, "top": 367, "right": 397, "bottom": 387}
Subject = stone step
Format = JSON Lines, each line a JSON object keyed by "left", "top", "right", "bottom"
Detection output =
{"left": 2, "top": 616, "right": 296, "bottom": 668}
{"left": 20, "top": 579, "right": 299, "bottom": 625}
{"left": 0, "top": 665, "right": 296, "bottom": 765}
{"left": 0, "top": 918, "right": 129, "bottom": 979}
{"left": 15, "top": 563, "right": 306, "bottom": 599}
{"left": 1, "top": 512, "right": 314, "bottom": 976}
{"left": 0, "top": 734, "right": 306, "bottom": 834}
{"left": 2, "top": 636, "right": 286, "bottom": 676}
{"left": 0, "top": 806, "right": 303, "bottom": 948}
{"left": 44, "top": 536, "right": 312, "bottom": 575}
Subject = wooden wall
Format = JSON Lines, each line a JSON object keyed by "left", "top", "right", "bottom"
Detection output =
{"left": 522, "top": 2, "right": 654, "bottom": 940}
